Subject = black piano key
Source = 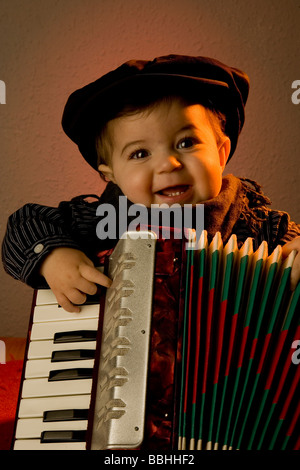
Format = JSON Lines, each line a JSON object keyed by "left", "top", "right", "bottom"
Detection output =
{"left": 54, "top": 330, "right": 97, "bottom": 343}
{"left": 41, "top": 430, "right": 87, "bottom": 443}
{"left": 51, "top": 349, "right": 95, "bottom": 362}
{"left": 43, "top": 409, "right": 89, "bottom": 422}
{"left": 48, "top": 368, "right": 94, "bottom": 381}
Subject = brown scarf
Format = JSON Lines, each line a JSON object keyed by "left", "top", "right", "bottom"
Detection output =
{"left": 203, "top": 174, "right": 271, "bottom": 242}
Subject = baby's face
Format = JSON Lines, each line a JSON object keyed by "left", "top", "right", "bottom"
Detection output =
{"left": 99, "top": 99, "right": 230, "bottom": 207}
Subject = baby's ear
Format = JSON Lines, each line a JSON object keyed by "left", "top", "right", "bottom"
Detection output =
{"left": 98, "top": 164, "right": 116, "bottom": 183}
{"left": 218, "top": 137, "right": 231, "bottom": 170}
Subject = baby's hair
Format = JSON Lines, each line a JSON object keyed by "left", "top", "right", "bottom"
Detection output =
{"left": 95, "top": 89, "right": 227, "bottom": 180}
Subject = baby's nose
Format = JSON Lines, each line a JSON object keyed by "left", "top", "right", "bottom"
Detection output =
{"left": 157, "top": 155, "right": 183, "bottom": 173}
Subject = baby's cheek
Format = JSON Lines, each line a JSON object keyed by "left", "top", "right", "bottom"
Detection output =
{"left": 118, "top": 177, "right": 151, "bottom": 205}
{"left": 197, "top": 168, "right": 223, "bottom": 201}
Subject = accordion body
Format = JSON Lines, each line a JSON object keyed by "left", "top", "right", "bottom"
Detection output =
{"left": 13, "top": 230, "right": 300, "bottom": 450}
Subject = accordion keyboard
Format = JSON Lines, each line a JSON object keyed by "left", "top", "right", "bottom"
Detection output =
{"left": 13, "top": 288, "right": 98, "bottom": 450}
{"left": 13, "top": 233, "right": 157, "bottom": 450}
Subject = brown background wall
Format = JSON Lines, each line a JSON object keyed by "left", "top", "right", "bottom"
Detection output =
{"left": 0, "top": 0, "right": 299, "bottom": 336}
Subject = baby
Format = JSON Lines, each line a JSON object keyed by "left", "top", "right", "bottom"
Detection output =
{"left": 2, "top": 54, "right": 300, "bottom": 312}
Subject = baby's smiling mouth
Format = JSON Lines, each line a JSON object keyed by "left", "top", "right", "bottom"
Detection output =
{"left": 157, "top": 185, "right": 190, "bottom": 197}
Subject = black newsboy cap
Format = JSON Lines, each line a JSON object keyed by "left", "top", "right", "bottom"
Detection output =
{"left": 62, "top": 54, "right": 250, "bottom": 170}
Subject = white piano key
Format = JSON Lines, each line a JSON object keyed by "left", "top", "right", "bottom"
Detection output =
{"left": 21, "top": 378, "right": 93, "bottom": 398}
{"left": 15, "top": 417, "right": 88, "bottom": 439}
{"left": 14, "top": 439, "right": 86, "bottom": 450}
{"left": 28, "top": 340, "right": 97, "bottom": 359}
{"left": 33, "top": 303, "right": 100, "bottom": 323}
{"left": 18, "top": 394, "right": 91, "bottom": 418}
{"left": 30, "top": 318, "right": 99, "bottom": 341}
{"left": 25, "top": 358, "right": 95, "bottom": 378}
{"left": 36, "top": 289, "right": 58, "bottom": 306}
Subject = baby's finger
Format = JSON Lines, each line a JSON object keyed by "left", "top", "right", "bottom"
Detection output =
{"left": 55, "top": 292, "right": 81, "bottom": 313}
{"left": 290, "top": 257, "right": 300, "bottom": 291}
{"left": 66, "top": 288, "right": 87, "bottom": 306}
{"left": 282, "top": 237, "right": 300, "bottom": 258}
{"left": 76, "top": 278, "right": 98, "bottom": 296}
{"left": 79, "top": 264, "right": 112, "bottom": 288}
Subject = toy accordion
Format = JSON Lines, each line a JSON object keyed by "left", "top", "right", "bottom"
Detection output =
{"left": 13, "top": 230, "right": 299, "bottom": 450}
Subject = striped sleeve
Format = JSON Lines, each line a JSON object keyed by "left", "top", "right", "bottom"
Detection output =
{"left": 1, "top": 185, "right": 120, "bottom": 289}
{"left": 226, "top": 205, "right": 299, "bottom": 253}
{"left": 278, "top": 219, "right": 300, "bottom": 244}
{"left": 268, "top": 210, "right": 300, "bottom": 246}
{"left": 2, "top": 203, "right": 83, "bottom": 288}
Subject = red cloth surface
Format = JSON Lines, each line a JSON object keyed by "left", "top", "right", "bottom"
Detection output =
{"left": 0, "top": 360, "right": 23, "bottom": 450}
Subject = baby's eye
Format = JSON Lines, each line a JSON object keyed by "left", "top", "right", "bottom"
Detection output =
{"left": 177, "top": 137, "right": 197, "bottom": 149}
{"left": 129, "top": 149, "right": 150, "bottom": 160}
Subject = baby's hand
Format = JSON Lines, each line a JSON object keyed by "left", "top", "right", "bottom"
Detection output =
{"left": 282, "top": 237, "right": 300, "bottom": 291}
{"left": 39, "top": 247, "right": 112, "bottom": 312}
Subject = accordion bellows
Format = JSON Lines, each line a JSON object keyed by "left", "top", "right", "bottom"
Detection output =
{"left": 176, "top": 230, "right": 299, "bottom": 450}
